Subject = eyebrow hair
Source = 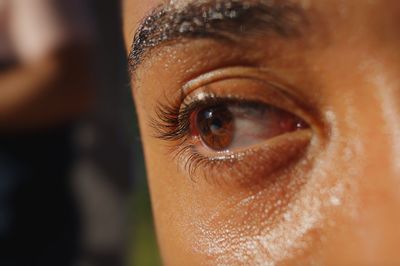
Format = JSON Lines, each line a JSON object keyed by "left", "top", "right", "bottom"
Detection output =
{"left": 128, "top": 0, "right": 308, "bottom": 71}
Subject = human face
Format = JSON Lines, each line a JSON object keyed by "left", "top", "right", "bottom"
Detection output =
{"left": 123, "top": 0, "right": 400, "bottom": 264}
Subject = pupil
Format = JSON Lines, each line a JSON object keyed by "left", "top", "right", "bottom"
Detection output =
{"left": 196, "top": 105, "right": 234, "bottom": 151}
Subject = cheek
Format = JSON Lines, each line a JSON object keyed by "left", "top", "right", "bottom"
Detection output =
{"left": 144, "top": 125, "right": 358, "bottom": 265}
{"left": 192, "top": 148, "right": 358, "bottom": 265}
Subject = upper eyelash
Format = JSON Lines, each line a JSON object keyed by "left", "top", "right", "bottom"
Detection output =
{"left": 153, "top": 95, "right": 284, "bottom": 144}
{"left": 152, "top": 95, "right": 225, "bottom": 142}
{"left": 151, "top": 100, "right": 189, "bottom": 142}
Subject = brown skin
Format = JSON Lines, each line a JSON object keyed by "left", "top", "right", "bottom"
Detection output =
{"left": 124, "top": 0, "right": 400, "bottom": 264}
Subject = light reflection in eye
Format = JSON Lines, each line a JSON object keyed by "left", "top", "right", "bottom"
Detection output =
{"left": 192, "top": 101, "right": 309, "bottom": 152}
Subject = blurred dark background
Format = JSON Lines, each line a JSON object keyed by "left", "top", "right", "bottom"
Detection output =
{"left": 0, "top": 1, "right": 160, "bottom": 265}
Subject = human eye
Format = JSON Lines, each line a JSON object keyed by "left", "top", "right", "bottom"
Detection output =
{"left": 151, "top": 68, "right": 315, "bottom": 185}
{"left": 192, "top": 98, "right": 308, "bottom": 152}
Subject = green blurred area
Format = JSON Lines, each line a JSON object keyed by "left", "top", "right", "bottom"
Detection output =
{"left": 129, "top": 111, "right": 161, "bottom": 266}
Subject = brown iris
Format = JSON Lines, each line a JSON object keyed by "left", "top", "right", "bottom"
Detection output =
{"left": 195, "top": 105, "right": 234, "bottom": 151}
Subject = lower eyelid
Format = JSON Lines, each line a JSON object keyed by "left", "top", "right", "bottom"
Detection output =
{"left": 181, "top": 129, "right": 312, "bottom": 187}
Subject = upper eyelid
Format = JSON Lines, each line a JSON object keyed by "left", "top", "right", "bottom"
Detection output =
{"left": 182, "top": 66, "right": 306, "bottom": 104}
{"left": 180, "top": 69, "right": 325, "bottom": 138}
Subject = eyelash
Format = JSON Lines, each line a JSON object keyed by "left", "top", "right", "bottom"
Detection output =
{"left": 151, "top": 95, "right": 282, "bottom": 179}
{"left": 152, "top": 96, "right": 228, "bottom": 176}
{"left": 153, "top": 95, "right": 264, "bottom": 139}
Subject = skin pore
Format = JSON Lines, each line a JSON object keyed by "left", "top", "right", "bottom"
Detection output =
{"left": 124, "top": 0, "right": 400, "bottom": 265}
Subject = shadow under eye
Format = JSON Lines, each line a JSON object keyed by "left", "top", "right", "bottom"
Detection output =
{"left": 182, "top": 129, "right": 313, "bottom": 188}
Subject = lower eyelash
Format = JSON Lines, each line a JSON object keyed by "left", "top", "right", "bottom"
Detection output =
{"left": 172, "top": 133, "right": 312, "bottom": 187}
{"left": 173, "top": 144, "right": 210, "bottom": 180}
{"left": 169, "top": 141, "right": 239, "bottom": 185}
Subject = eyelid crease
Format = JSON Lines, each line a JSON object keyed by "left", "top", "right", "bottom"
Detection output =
{"left": 182, "top": 66, "right": 305, "bottom": 105}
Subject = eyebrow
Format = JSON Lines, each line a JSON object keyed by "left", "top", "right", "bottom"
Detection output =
{"left": 128, "top": 0, "right": 308, "bottom": 71}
